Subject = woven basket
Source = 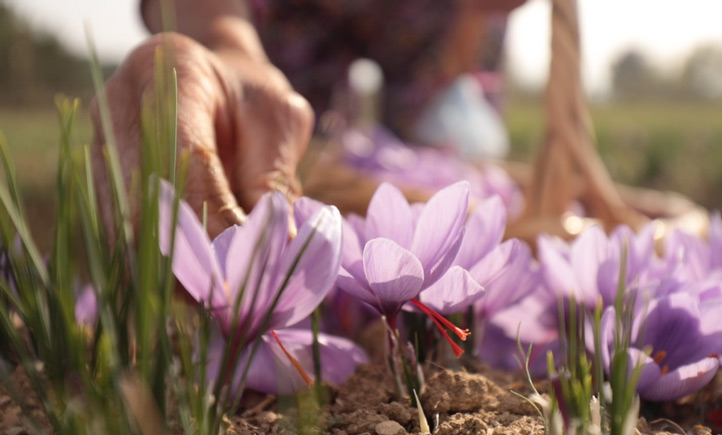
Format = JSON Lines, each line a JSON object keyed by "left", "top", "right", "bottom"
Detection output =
{"left": 301, "top": 0, "right": 709, "bottom": 244}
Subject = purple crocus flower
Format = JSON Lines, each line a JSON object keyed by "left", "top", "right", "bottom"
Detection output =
{"left": 341, "top": 125, "right": 523, "bottom": 217}
{"left": 477, "top": 283, "right": 561, "bottom": 377}
{"left": 663, "top": 216, "right": 722, "bottom": 285}
{"left": 207, "top": 327, "right": 367, "bottom": 395}
{"left": 538, "top": 224, "right": 655, "bottom": 309}
{"left": 158, "top": 180, "right": 366, "bottom": 394}
{"left": 447, "top": 196, "right": 534, "bottom": 318}
{"left": 74, "top": 284, "right": 98, "bottom": 325}
{"left": 332, "top": 181, "right": 484, "bottom": 357}
{"left": 600, "top": 292, "right": 722, "bottom": 401}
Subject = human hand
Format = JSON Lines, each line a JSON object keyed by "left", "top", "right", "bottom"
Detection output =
{"left": 91, "top": 10, "right": 313, "bottom": 238}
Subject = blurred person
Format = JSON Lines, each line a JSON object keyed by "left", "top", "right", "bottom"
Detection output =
{"left": 91, "top": 0, "right": 525, "bottom": 237}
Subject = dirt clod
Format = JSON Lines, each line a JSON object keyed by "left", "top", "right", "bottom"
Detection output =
{"left": 374, "top": 420, "right": 407, "bottom": 435}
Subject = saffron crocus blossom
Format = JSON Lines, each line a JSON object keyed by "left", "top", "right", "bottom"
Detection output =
{"left": 662, "top": 215, "right": 722, "bottom": 284}
{"left": 477, "top": 284, "right": 561, "bottom": 377}
{"left": 473, "top": 239, "right": 538, "bottom": 319}
{"left": 158, "top": 180, "right": 366, "bottom": 394}
{"left": 207, "top": 327, "right": 367, "bottom": 395}
{"left": 446, "top": 196, "right": 534, "bottom": 317}
{"left": 600, "top": 292, "right": 722, "bottom": 401}
{"left": 341, "top": 125, "right": 523, "bottom": 216}
{"left": 331, "top": 181, "right": 483, "bottom": 356}
{"left": 538, "top": 224, "right": 655, "bottom": 309}
{"left": 74, "top": 284, "right": 98, "bottom": 325}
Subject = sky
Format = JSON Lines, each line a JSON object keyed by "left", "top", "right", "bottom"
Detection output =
{"left": 5, "top": 0, "right": 722, "bottom": 96}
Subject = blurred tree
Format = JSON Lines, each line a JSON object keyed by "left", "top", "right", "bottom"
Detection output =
{"left": 610, "top": 49, "right": 661, "bottom": 100}
{"left": 678, "top": 45, "right": 722, "bottom": 101}
{"left": 0, "top": 4, "right": 112, "bottom": 106}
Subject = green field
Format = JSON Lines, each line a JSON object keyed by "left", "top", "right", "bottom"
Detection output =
{"left": 507, "top": 99, "right": 722, "bottom": 211}
{"left": 1, "top": 99, "right": 722, "bottom": 250}
{"left": 0, "top": 105, "right": 93, "bottom": 250}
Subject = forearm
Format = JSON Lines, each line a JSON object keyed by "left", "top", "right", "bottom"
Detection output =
{"left": 140, "top": 0, "right": 268, "bottom": 62}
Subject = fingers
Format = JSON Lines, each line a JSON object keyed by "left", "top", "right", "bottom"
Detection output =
{"left": 218, "top": 59, "right": 314, "bottom": 211}
{"left": 91, "top": 33, "right": 246, "bottom": 239}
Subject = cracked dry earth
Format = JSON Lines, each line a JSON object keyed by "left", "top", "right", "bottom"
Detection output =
{"left": 2, "top": 360, "right": 719, "bottom": 434}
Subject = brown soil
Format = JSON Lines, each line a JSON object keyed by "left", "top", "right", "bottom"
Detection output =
{"left": 2, "top": 360, "right": 717, "bottom": 434}
{"left": 229, "top": 361, "right": 717, "bottom": 435}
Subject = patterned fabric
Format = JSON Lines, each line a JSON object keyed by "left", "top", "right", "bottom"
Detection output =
{"left": 249, "top": 0, "right": 519, "bottom": 138}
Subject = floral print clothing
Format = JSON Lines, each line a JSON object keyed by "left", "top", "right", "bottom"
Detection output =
{"left": 249, "top": 0, "right": 519, "bottom": 138}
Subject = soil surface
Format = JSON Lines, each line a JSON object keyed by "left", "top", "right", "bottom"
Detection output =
{"left": 228, "top": 360, "right": 718, "bottom": 435}
{"left": 2, "top": 360, "right": 718, "bottom": 434}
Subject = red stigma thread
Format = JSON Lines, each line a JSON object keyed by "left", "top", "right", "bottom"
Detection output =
{"left": 271, "top": 331, "right": 313, "bottom": 387}
{"left": 410, "top": 299, "right": 470, "bottom": 358}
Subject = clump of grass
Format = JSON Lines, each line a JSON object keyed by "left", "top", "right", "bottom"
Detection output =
{"left": 516, "top": 246, "right": 644, "bottom": 435}
{"left": 0, "top": 30, "right": 277, "bottom": 433}
{"left": 0, "top": 24, "right": 337, "bottom": 431}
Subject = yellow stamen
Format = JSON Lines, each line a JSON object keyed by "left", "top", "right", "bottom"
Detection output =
{"left": 660, "top": 365, "right": 670, "bottom": 375}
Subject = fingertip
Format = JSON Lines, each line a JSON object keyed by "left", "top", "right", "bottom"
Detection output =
{"left": 219, "top": 203, "right": 247, "bottom": 225}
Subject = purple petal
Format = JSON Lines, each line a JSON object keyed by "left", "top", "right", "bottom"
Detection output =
{"left": 425, "top": 230, "right": 464, "bottom": 286}
{"left": 363, "top": 238, "right": 424, "bottom": 311}
{"left": 224, "top": 192, "right": 289, "bottom": 333}
{"left": 478, "top": 322, "right": 559, "bottom": 377}
{"left": 699, "top": 297, "right": 722, "bottom": 336}
{"left": 538, "top": 234, "right": 576, "bottom": 300}
{"left": 454, "top": 195, "right": 506, "bottom": 270}
{"left": 599, "top": 306, "right": 616, "bottom": 372}
{"left": 469, "top": 239, "right": 518, "bottom": 288}
{"left": 665, "top": 230, "right": 710, "bottom": 282}
{"left": 570, "top": 225, "right": 608, "bottom": 305}
{"left": 639, "top": 357, "right": 719, "bottom": 402}
{"left": 293, "top": 196, "right": 326, "bottom": 226}
{"left": 419, "top": 266, "right": 485, "bottom": 314}
{"left": 641, "top": 294, "right": 721, "bottom": 369}
{"left": 340, "top": 218, "right": 366, "bottom": 283}
{"left": 626, "top": 347, "right": 660, "bottom": 392}
{"left": 158, "top": 179, "right": 225, "bottom": 308}
{"left": 205, "top": 328, "right": 307, "bottom": 397}
{"left": 474, "top": 239, "right": 535, "bottom": 316}
{"left": 485, "top": 290, "right": 559, "bottom": 344}
{"left": 241, "top": 329, "right": 368, "bottom": 395}
{"left": 410, "top": 181, "right": 469, "bottom": 274}
{"left": 271, "top": 329, "right": 368, "bottom": 385}
{"left": 614, "top": 223, "right": 654, "bottom": 279}
{"left": 346, "top": 214, "right": 367, "bottom": 243}
{"left": 365, "top": 182, "right": 414, "bottom": 249}
{"left": 269, "top": 206, "right": 343, "bottom": 330}
{"left": 596, "top": 259, "right": 622, "bottom": 306}
{"left": 211, "top": 225, "right": 241, "bottom": 273}
{"left": 336, "top": 267, "right": 381, "bottom": 311}
{"left": 709, "top": 212, "right": 722, "bottom": 270}
{"left": 74, "top": 284, "right": 98, "bottom": 325}
{"left": 641, "top": 294, "right": 704, "bottom": 363}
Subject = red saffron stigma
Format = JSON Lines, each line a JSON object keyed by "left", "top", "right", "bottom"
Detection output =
{"left": 410, "top": 299, "right": 471, "bottom": 358}
{"left": 271, "top": 331, "right": 313, "bottom": 387}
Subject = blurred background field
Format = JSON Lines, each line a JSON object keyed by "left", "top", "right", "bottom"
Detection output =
{"left": 5, "top": 99, "right": 722, "bottom": 252}
{"left": 1, "top": 1, "right": 721, "bottom": 251}
{"left": 506, "top": 99, "right": 722, "bottom": 211}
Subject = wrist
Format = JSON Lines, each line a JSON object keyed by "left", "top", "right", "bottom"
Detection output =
{"left": 141, "top": 0, "right": 267, "bottom": 62}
